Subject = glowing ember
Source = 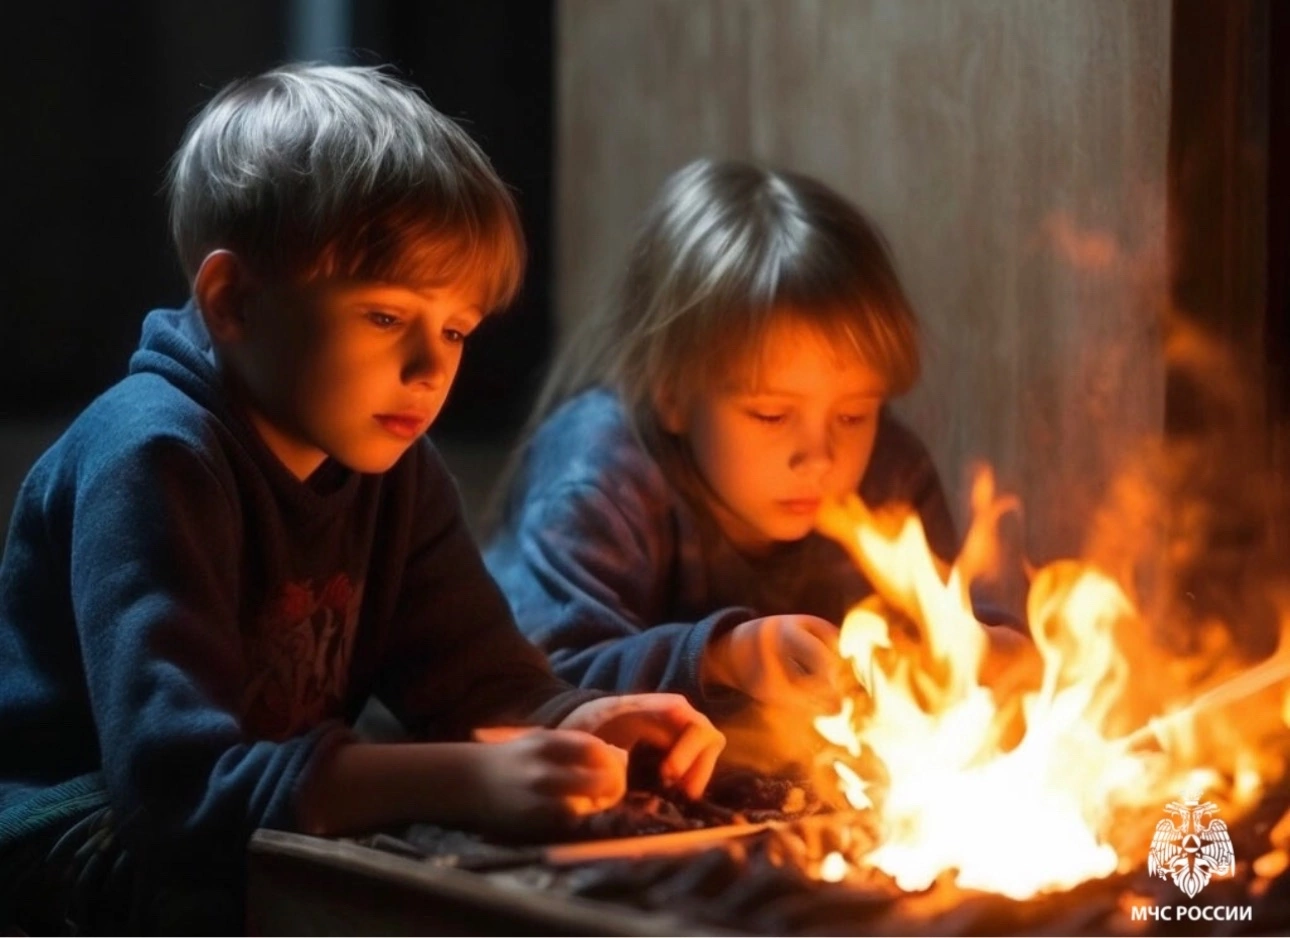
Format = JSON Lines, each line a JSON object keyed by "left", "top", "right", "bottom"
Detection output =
{"left": 809, "top": 465, "right": 1290, "bottom": 901}
{"left": 819, "top": 850, "right": 849, "bottom": 882}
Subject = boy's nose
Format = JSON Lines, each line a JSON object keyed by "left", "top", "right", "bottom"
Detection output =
{"left": 402, "top": 330, "right": 447, "bottom": 388}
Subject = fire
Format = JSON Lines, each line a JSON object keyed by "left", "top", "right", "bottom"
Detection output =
{"left": 810, "top": 466, "right": 1290, "bottom": 901}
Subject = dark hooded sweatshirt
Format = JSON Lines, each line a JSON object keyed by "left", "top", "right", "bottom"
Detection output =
{"left": 0, "top": 303, "right": 597, "bottom": 879}
{"left": 484, "top": 388, "right": 970, "bottom": 713}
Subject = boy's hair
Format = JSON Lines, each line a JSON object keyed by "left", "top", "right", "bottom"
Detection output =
{"left": 532, "top": 157, "right": 921, "bottom": 450}
{"left": 166, "top": 62, "right": 525, "bottom": 310}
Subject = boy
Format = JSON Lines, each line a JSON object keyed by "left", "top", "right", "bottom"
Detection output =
{"left": 0, "top": 63, "right": 723, "bottom": 934}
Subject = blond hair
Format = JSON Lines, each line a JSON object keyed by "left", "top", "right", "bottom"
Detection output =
{"left": 535, "top": 158, "right": 920, "bottom": 450}
{"left": 166, "top": 62, "right": 524, "bottom": 310}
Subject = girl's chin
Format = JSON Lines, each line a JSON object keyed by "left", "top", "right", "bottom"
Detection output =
{"left": 772, "top": 512, "right": 817, "bottom": 534}
{"left": 758, "top": 522, "right": 815, "bottom": 546}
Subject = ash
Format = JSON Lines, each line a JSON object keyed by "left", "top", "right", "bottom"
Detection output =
{"left": 359, "top": 770, "right": 1290, "bottom": 936}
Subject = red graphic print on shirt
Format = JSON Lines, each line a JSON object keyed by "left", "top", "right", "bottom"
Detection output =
{"left": 240, "top": 572, "right": 363, "bottom": 739}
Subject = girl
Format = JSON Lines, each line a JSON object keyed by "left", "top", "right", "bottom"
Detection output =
{"left": 484, "top": 158, "right": 1028, "bottom": 719}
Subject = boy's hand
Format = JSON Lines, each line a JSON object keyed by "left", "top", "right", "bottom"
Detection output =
{"left": 702, "top": 614, "right": 843, "bottom": 710}
{"left": 468, "top": 727, "right": 629, "bottom": 833}
{"left": 557, "top": 693, "right": 725, "bottom": 800}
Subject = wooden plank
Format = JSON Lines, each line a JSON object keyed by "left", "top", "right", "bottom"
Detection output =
{"left": 246, "top": 829, "right": 723, "bottom": 936}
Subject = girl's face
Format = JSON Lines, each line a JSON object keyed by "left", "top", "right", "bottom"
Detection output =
{"left": 668, "top": 318, "right": 888, "bottom": 555}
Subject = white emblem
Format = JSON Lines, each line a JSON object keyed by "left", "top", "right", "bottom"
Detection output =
{"left": 1147, "top": 791, "right": 1236, "bottom": 897}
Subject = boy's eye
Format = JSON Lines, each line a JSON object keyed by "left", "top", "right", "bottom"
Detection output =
{"left": 748, "top": 411, "right": 787, "bottom": 425}
{"left": 838, "top": 413, "right": 872, "bottom": 427}
{"left": 365, "top": 311, "right": 401, "bottom": 329}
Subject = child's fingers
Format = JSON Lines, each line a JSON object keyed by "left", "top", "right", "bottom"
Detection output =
{"left": 531, "top": 728, "right": 629, "bottom": 767}
{"left": 678, "top": 741, "right": 724, "bottom": 801}
{"left": 565, "top": 693, "right": 706, "bottom": 750}
{"left": 535, "top": 758, "right": 628, "bottom": 812}
{"left": 581, "top": 760, "right": 628, "bottom": 811}
{"left": 473, "top": 725, "right": 540, "bottom": 744}
{"left": 568, "top": 692, "right": 694, "bottom": 726}
{"left": 478, "top": 725, "right": 609, "bottom": 758}
{"left": 595, "top": 713, "right": 690, "bottom": 757}
{"left": 559, "top": 694, "right": 727, "bottom": 798}
{"left": 516, "top": 727, "right": 626, "bottom": 815}
{"left": 482, "top": 726, "right": 622, "bottom": 806}
{"left": 656, "top": 718, "right": 719, "bottom": 784}
{"left": 786, "top": 615, "right": 841, "bottom": 651}
{"left": 781, "top": 623, "right": 841, "bottom": 681}
{"left": 660, "top": 720, "right": 725, "bottom": 800}
{"left": 564, "top": 793, "right": 614, "bottom": 816}
{"left": 537, "top": 762, "right": 624, "bottom": 799}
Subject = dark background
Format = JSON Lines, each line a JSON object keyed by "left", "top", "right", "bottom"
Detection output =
{"left": 0, "top": 0, "right": 555, "bottom": 437}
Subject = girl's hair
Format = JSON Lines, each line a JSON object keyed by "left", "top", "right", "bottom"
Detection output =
{"left": 165, "top": 62, "right": 524, "bottom": 311}
{"left": 533, "top": 157, "right": 920, "bottom": 450}
{"left": 483, "top": 158, "right": 922, "bottom": 534}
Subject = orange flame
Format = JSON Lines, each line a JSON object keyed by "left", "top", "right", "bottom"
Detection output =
{"left": 810, "top": 465, "right": 1290, "bottom": 900}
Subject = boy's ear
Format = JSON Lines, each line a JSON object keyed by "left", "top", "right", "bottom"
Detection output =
{"left": 193, "top": 250, "right": 252, "bottom": 344}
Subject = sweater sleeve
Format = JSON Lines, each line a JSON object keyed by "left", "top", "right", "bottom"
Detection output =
{"left": 487, "top": 481, "right": 751, "bottom": 709}
{"left": 374, "top": 450, "right": 601, "bottom": 740}
{"left": 68, "top": 435, "right": 352, "bottom": 875}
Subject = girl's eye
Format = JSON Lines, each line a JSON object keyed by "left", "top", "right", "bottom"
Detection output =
{"left": 838, "top": 413, "right": 872, "bottom": 427}
{"left": 366, "top": 311, "right": 401, "bottom": 329}
{"left": 443, "top": 328, "right": 469, "bottom": 344}
{"left": 748, "top": 411, "right": 787, "bottom": 425}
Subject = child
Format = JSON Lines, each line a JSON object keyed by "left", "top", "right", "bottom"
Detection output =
{"left": 0, "top": 64, "right": 723, "bottom": 935}
{"left": 484, "top": 158, "right": 1032, "bottom": 720}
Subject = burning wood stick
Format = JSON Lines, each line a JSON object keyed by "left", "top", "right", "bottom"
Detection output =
{"left": 1114, "top": 650, "right": 1290, "bottom": 753}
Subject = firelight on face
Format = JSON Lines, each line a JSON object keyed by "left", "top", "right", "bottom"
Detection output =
{"left": 673, "top": 319, "right": 888, "bottom": 555}
{"left": 235, "top": 280, "right": 484, "bottom": 480}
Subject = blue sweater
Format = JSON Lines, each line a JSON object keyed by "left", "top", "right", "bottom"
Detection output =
{"left": 0, "top": 304, "right": 596, "bottom": 876}
{"left": 484, "top": 389, "right": 961, "bottom": 711}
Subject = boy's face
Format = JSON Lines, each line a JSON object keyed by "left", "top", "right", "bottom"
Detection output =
{"left": 672, "top": 318, "right": 887, "bottom": 555}
{"left": 232, "top": 278, "right": 483, "bottom": 479}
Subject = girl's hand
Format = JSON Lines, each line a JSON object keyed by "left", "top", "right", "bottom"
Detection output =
{"left": 466, "top": 727, "right": 629, "bottom": 835}
{"left": 702, "top": 614, "right": 843, "bottom": 710}
{"left": 557, "top": 693, "right": 725, "bottom": 800}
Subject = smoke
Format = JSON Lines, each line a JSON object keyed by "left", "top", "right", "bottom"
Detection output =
{"left": 1080, "top": 315, "right": 1286, "bottom": 663}
{"left": 1024, "top": 207, "right": 1285, "bottom": 663}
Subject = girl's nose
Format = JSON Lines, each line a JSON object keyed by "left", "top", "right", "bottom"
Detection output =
{"left": 789, "top": 422, "right": 834, "bottom": 472}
